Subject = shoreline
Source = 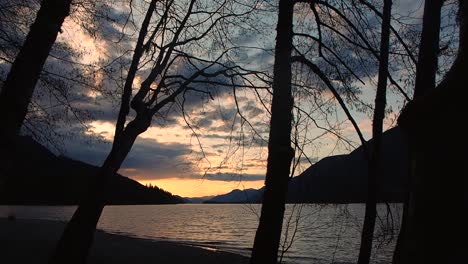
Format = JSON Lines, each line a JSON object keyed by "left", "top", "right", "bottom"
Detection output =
{"left": 0, "top": 218, "right": 249, "bottom": 264}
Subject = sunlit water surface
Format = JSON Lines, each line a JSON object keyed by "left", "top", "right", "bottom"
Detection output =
{"left": 0, "top": 204, "right": 401, "bottom": 264}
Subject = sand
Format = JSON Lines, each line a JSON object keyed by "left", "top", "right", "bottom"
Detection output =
{"left": 0, "top": 218, "right": 249, "bottom": 264}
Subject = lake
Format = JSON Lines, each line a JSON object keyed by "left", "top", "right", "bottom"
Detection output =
{"left": 0, "top": 204, "right": 401, "bottom": 264}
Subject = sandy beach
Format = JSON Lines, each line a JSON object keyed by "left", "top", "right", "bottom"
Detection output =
{"left": 0, "top": 218, "right": 249, "bottom": 264}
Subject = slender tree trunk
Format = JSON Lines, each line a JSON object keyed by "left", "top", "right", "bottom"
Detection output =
{"left": 249, "top": 1, "right": 294, "bottom": 263}
{"left": 114, "top": 0, "right": 158, "bottom": 141}
{"left": 392, "top": 1, "right": 443, "bottom": 263}
{"left": 412, "top": 0, "right": 444, "bottom": 98}
{"left": 357, "top": 1, "right": 392, "bottom": 263}
{"left": 49, "top": 114, "right": 151, "bottom": 264}
{"left": 0, "top": 0, "right": 72, "bottom": 138}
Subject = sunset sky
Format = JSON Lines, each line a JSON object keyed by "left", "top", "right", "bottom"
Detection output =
{"left": 11, "top": 0, "right": 441, "bottom": 197}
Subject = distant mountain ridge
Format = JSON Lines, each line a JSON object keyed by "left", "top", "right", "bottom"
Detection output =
{"left": 0, "top": 136, "right": 184, "bottom": 205}
{"left": 205, "top": 127, "right": 408, "bottom": 204}
{"left": 204, "top": 188, "right": 261, "bottom": 203}
{"left": 183, "top": 195, "right": 215, "bottom": 203}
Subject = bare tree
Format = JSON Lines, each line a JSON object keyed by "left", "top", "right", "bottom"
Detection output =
{"left": 249, "top": 0, "right": 461, "bottom": 262}
{"left": 49, "top": 0, "right": 260, "bottom": 263}
{"left": 249, "top": 0, "right": 295, "bottom": 263}
{"left": 248, "top": 0, "right": 435, "bottom": 262}
{"left": 357, "top": 1, "right": 392, "bottom": 263}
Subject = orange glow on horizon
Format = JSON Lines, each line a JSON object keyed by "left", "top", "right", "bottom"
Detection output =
{"left": 137, "top": 178, "right": 265, "bottom": 198}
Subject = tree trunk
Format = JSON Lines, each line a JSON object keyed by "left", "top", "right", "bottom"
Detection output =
{"left": 357, "top": 1, "right": 392, "bottom": 263}
{"left": 412, "top": 0, "right": 443, "bottom": 98}
{"left": 249, "top": 1, "right": 294, "bottom": 263}
{"left": 49, "top": 114, "right": 151, "bottom": 264}
{"left": 0, "top": 0, "right": 72, "bottom": 139}
{"left": 392, "top": 1, "right": 443, "bottom": 263}
{"left": 0, "top": 0, "right": 72, "bottom": 201}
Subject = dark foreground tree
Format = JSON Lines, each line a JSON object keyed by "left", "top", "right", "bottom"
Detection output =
{"left": 0, "top": 0, "right": 120, "bottom": 151}
{"left": 49, "top": 0, "right": 258, "bottom": 263}
{"left": 249, "top": 0, "right": 295, "bottom": 263}
{"left": 357, "top": 1, "right": 392, "bottom": 263}
{"left": 0, "top": 0, "right": 72, "bottom": 197}
{"left": 396, "top": 0, "right": 468, "bottom": 263}
{"left": 392, "top": 0, "right": 444, "bottom": 263}
{"left": 0, "top": 0, "right": 72, "bottom": 139}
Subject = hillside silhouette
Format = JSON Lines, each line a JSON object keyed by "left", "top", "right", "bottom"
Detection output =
{"left": 204, "top": 188, "right": 262, "bottom": 203}
{"left": 287, "top": 127, "right": 407, "bottom": 203}
{"left": 0, "top": 137, "right": 183, "bottom": 205}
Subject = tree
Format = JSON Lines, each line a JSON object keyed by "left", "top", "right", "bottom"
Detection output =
{"left": 0, "top": 0, "right": 73, "bottom": 197}
{"left": 49, "top": 1, "right": 259, "bottom": 263}
{"left": 395, "top": 1, "right": 466, "bottom": 263}
{"left": 0, "top": 0, "right": 72, "bottom": 139}
{"left": 0, "top": 0, "right": 140, "bottom": 150}
{"left": 412, "top": 0, "right": 444, "bottom": 98}
{"left": 357, "top": 1, "right": 392, "bottom": 263}
{"left": 392, "top": 1, "right": 444, "bottom": 263}
{"left": 249, "top": 0, "right": 295, "bottom": 263}
{"left": 249, "top": 0, "right": 460, "bottom": 262}
{"left": 290, "top": 1, "right": 461, "bottom": 263}
{"left": 250, "top": 0, "right": 414, "bottom": 262}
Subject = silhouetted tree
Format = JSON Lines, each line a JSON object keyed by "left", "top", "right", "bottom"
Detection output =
{"left": 392, "top": 1, "right": 444, "bottom": 263}
{"left": 412, "top": 0, "right": 444, "bottom": 98}
{"left": 250, "top": 1, "right": 416, "bottom": 262}
{"left": 249, "top": 0, "right": 294, "bottom": 263}
{"left": 0, "top": 0, "right": 72, "bottom": 139}
{"left": 395, "top": 1, "right": 467, "bottom": 263}
{"left": 357, "top": 1, "right": 392, "bottom": 263}
{"left": 0, "top": 0, "right": 73, "bottom": 197}
{"left": 0, "top": 0, "right": 135, "bottom": 150}
{"left": 50, "top": 0, "right": 260, "bottom": 263}
{"left": 249, "top": 0, "right": 460, "bottom": 262}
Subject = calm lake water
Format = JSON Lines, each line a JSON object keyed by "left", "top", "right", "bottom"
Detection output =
{"left": 0, "top": 204, "right": 401, "bottom": 264}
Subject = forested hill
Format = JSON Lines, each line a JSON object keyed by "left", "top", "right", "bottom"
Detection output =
{"left": 0, "top": 137, "right": 184, "bottom": 205}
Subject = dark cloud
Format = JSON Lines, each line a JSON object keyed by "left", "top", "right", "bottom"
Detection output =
{"left": 207, "top": 134, "right": 267, "bottom": 149}
{"left": 175, "top": 62, "right": 238, "bottom": 110}
{"left": 122, "top": 137, "right": 191, "bottom": 171}
{"left": 61, "top": 134, "right": 193, "bottom": 180}
{"left": 67, "top": 94, "right": 119, "bottom": 123}
{"left": 191, "top": 105, "right": 237, "bottom": 130}
{"left": 242, "top": 103, "right": 264, "bottom": 119}
{"left": 62, "top": 136, "right": 112, "bottom": 166}
{"left": 241, "top": 49, "right": 274, "bottom": 70}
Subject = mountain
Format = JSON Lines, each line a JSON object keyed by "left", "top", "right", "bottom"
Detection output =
{"left": 206, "top": 127, "right": 408, "bottom": 204}
{"left": 0, "top": 136, "right": 184, "bottom": 205}
{"left": 287, "top": 126, "right": 407, "bottom": 203}
{"left": 183, "top": 195, "right": 215, "bottom": 203}
{"left": 204, "top": 188, "right": 262, "bottom": 203}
